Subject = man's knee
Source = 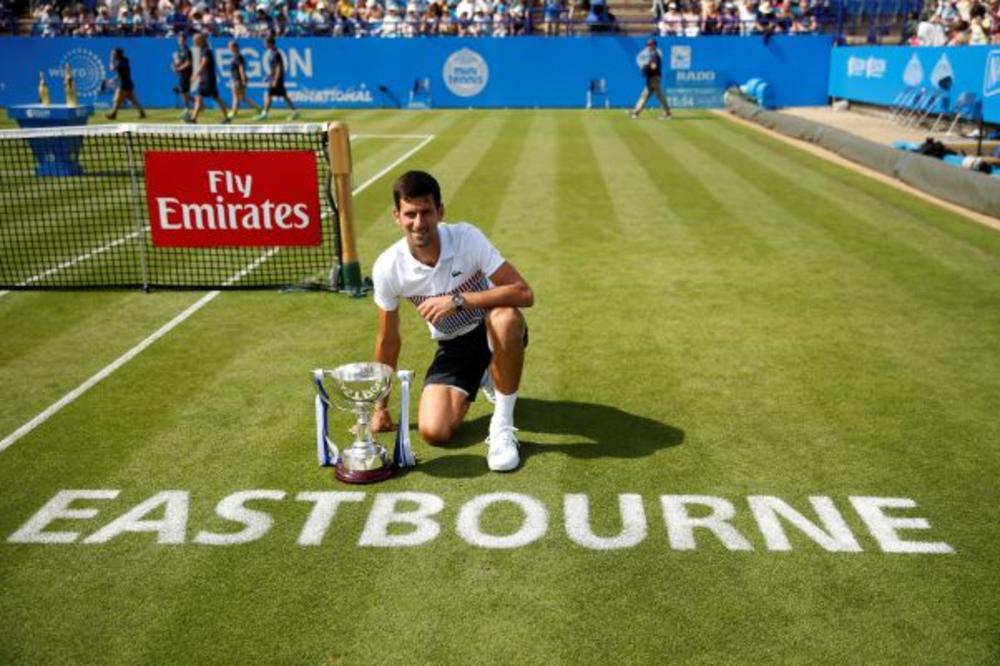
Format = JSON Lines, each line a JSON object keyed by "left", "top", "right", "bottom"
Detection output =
{"left": 486, "top": 307, "right": 525, "bottom": 341}
{"left": 419, "top": 419, "right": 456, "bottom": 445}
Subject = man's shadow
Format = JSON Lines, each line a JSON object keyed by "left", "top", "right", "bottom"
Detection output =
{"left": 413, "top": 398, "right": 684, "bottom": 479}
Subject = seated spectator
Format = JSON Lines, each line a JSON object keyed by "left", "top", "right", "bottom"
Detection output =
{"left": 94, "top": 5, "right": 113, "bottom": 34}
{"left": 403, "top": 1, "right": 420, "bottom": 35}
{"left": 380, "top": 3, "right": 403, "bottom": 35}
{"left": 658, "top": 2, "right": 682, "bottom": 34}
{"left": 955, "top": 0, "right": 972, "bottom": 21}
{"left": 720, "top": 2, "right": 740, "bottom": 33}
{"left": 544, "top": 0, "right": 562, "bottom": 35}
{"left": 755, "top": 0, "right": 778, "bottom": 36}
{"left": 989, "top": 0, "right": 1000, "bottom": 43}
{"left": 970, "top": 1, "right": 989, "bottom": 42}
{"left": 422, "top": 0, "right": 442, "bottom": 34}
{"left": 586, "top": 0, "right": 616, "bottom": 32}
{"left": 775, "top": 0, "right": 796, "bottom": 31}
{"left": 737, "top": 0, "right": 756, "bottom": 34}
{"left": 493, "top": 3, "right": 509, "bottom": 34}
{"left": 471, "top": 6, "right": 490, "bottom": 34}
{"left": 61, "top": 6, "right": 79, "bottom": 34}
{"left": 682, "top": 2, "right": 700, "bottom": 35}
{"left": 933, "top": 0, "right": 958, "bottom": 23}
{"left": 791, "top": 0, "right": 816, "bottom": 32}
{"left": 510, "top": 0, "right": 529, "bottom": 33}
{"left": 702, "top": 0, "right": 723, "bottom": 34}
{"left": 916, "top": 13, "right": 948, "bottom": 44}
{"left": 948, "top": 18, "right": 971, "bottom": 43}
{"left": 39, "top": 4, "right": 62, "bottom": 36}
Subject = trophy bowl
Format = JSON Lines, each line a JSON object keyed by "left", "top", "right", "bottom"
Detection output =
{"left": 326, "top": 362, "right": 394, "bottom": 484}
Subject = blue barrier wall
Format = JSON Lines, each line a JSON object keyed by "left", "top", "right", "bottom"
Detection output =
{"left": 829, "top": 45, "right": 1000, "bottom": 123}
{"left": 1, "top": 36, "right": 832, "bottom": 110}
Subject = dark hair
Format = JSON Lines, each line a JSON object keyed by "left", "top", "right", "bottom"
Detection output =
{"left": 392, "top": 170, "right": 442, "bottom": 209}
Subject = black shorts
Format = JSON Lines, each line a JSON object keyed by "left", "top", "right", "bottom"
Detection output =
{"left": 425, "top": 320, "right": 528, "bottom": 401}
{"left": 177, "top": 75, "right": 191, "bottom": 94}
{"left": 197, "top": 81, "right": 218, "bottom": 98}
{"left": 268, "top": 83, "right": 287, "bottom": 97}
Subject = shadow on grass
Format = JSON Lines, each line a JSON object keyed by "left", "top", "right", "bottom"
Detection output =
{"left": 416, "top": 397, "right": 684, "bottom": 479}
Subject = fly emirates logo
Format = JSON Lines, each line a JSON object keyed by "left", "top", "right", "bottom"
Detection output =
{"left": 145, "top": 150, "right": 322, "bottom": 247}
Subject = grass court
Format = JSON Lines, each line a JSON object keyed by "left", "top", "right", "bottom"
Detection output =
{"left": 1, "top": 108, "right": 998, "bottom": 664}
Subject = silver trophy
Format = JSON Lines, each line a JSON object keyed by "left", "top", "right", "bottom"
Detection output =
{"left": 313, "top": 362, "right": 395, "bottom": 484}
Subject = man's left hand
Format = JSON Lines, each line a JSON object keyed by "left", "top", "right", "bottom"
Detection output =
{"left": 416, "top": 294, "right": 457, "bottom": 325}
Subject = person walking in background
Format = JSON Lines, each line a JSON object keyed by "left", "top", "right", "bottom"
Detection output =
{"left": 172, "top": 33, "right": 193, "bottom": 121}
{"left": 188, "top": 33, "right": 229, "bottom": 124}
{"left": 105, "top": 47, "right": 146, "bottom": 120}
{"left": 256, "top": 34, "right": 299, "bottom": 121}
{"left": 630, "top": 38, "right": 672, "bottom": 120}
{"left": 227, "top": 40, "right": 261, "bottom": 120}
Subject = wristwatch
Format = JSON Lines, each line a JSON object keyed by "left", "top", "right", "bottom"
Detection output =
{"left": 451, "top": 293, "right": 465, "bottom": 312}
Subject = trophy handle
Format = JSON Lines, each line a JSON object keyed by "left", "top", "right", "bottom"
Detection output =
{"left": 325, "top": 436, "right": 340, "bottom": 465}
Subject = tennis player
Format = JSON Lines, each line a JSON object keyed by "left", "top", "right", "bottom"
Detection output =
{"left": 370, "top": 171, "right": 533, "bottom": 472}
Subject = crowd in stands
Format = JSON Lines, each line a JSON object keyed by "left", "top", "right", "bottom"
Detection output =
{"left": 30, "top": 0, "right": 544, "bottom": 36}
{"left": 651, "top": 0, "right": 817, "bottom": 36}
{"left": 911, "top": 0, "right": 1000, "bottom": 45}
{"left": 25, "top": 0, "right": 829, "bottom": 36}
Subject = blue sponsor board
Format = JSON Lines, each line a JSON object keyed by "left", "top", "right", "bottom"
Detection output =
{"left": 829, "top": 45, "right": 1000, "bottom": 123}
{"left": 1, "top": 36, "right": 831, "bottom": 110}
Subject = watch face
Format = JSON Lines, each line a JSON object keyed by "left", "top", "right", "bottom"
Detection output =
{"left": 452, "top": 294, "right": 463, "bottom": 309}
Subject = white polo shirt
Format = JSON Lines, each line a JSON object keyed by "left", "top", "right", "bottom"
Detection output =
{"left": 372, "top": 222, "right": 505, "bottom": 341}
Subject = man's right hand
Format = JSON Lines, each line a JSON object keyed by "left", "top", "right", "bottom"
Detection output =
{"left": 371, "top": 407, "right": 396, "bottom": 433}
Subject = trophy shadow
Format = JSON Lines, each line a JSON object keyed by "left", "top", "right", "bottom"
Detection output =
{"left": 415, "top": 398, "right": 685, "bottom": 479}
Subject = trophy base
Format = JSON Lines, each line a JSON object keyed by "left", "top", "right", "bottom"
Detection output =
{"left": 335, "top": 463, "right": 395, "bottom": 484}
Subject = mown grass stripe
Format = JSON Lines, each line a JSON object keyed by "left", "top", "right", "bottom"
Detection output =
{"left": 446, "top": 111, "right": 533, "bottom": 239}
{"left": 712, "top": 118, "right": 1000, "bottom": 272}
{"left": 555, "top": 112, "right": 620, "bottom": 249}
{"left": 687, "top": 121, "right": 997, "bottom": 307}
{"left": 611, "top": 116, "right": 771, "bottom": 258}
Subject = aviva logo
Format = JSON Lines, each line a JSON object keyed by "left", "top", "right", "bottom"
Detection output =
{"left": 983, "top": 50, "right": 1000, "bottom": 97}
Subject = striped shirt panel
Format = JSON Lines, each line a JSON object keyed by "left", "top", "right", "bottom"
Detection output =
{"left": 407, "top": 270, "right": 490, "bottom": 336}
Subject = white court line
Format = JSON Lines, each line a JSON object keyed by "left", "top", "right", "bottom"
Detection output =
{"left": 0, "top": 133, "right": 435, "bottom": 453}
{"left": 19, "top": 229, "right": 145, "bottom": 288}
{"left": 0, "top": 290, "right": 220, "bottom": 453}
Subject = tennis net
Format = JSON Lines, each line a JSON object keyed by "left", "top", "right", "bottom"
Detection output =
{"left": 0, "top": 122, "right": 342, "bottom": 291}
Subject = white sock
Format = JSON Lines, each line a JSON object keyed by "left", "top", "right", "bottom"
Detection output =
{"left": 490, "top": 390, "right": 517, "bottom": 433}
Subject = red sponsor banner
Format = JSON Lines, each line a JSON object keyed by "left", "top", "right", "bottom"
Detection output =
{"left": 145, "top": 150, "right": 322, "bottom": 247}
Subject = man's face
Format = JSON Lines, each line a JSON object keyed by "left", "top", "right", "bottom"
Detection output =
{"left": 393, "top": 194, "right": 443, "bottom": 250}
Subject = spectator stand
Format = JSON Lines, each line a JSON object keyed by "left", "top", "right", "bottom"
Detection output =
{"left": 14, "top": 0, "right": 918, "bottom": 42}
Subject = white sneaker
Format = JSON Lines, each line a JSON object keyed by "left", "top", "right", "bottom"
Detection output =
{"left": 486, "top": 426, "right": 519, "bottom": 472}
{"left": 480, "top": 370, "right": 496, "bottom": 404}
{"left": 254, "top": 111, "right": 268, "bottom": 121}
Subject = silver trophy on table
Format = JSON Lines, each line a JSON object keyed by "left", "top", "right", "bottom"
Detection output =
{"left": 312, "top": 362, "right": 395, "bottom": 484}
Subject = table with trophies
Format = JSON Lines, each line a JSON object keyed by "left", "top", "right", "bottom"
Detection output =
{"left": 5, "top": 66, "right": 94, "bottom": 177}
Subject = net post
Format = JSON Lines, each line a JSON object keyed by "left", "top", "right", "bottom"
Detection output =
{"left": 327, "top": 121, "right": 364, "bottom": 295}
{"left": 124, "top": 130, "right": 150, "bottom": 292}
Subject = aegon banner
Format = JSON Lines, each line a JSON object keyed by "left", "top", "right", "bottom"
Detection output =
{"left": 829, "top": 45, "right": 1000, "bottom": 124}
{"left": 0, "top": 36, "right": 831, "bottom": 110}
{"left": 145, "top": 150, "right": 321, "bottom": 247}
